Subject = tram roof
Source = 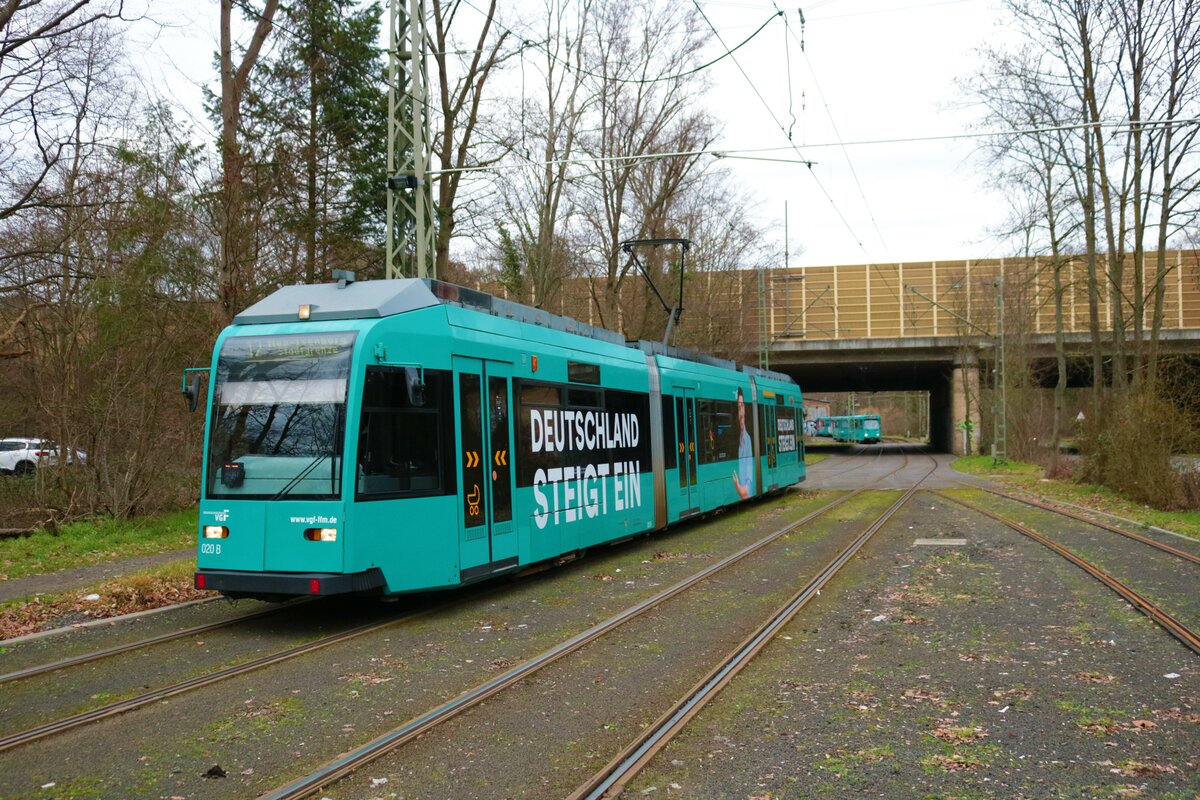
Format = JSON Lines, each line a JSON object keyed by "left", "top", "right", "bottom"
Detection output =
{"left": 234, "top": 277, "right": 795, "bottom": 385}
{"left": 234, "top": 277, "right": 626, "bottom": 346}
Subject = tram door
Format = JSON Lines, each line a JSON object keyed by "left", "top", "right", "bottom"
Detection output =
{"left": 675, "top": 390, "right": 698, "bottom": 515}
{"left": 454, "top": 357, "right": 518, "bottom": 579}
{"left": 761, "top": 395, "right": 778, "bottom": 490}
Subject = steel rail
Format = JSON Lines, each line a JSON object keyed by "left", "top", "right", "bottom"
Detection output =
{"left": 975, "top": 486, "right": 1200, "bottom": 566}
{"left": 262, "top": 481, "right": 909, "bottom": 800}
{"left": 0, "top": 453, "right": 904, "bottom": 757}
{"left": 0, "top": 601, "right": 310, "bottom": 686}
{"left": 937, "top": 492, "right": 1200, "bottom": 655}
{"left": 810, "top": 441, "right": 884, "bottom": 480}
{"left": 0, "top": 602, "right": 447, "bottom": 753}
{"left": 569, "top": 456, "right": 939, "bottom": 800}
{"left": 961, "top": 482, "right": 1195, "bottom": 543}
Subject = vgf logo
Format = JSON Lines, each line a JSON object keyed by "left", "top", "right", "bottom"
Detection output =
{"left": 204, "top": 509, "right": 231, "bottom": 523}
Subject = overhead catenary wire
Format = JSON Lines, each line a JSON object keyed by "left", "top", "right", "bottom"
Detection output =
{"left": 779, "top": 2, "right": 796, "bottom": 141}
{"left": 526, "top": 10, "right": 783, "bottom": 85}
{"left": 787, "top": 19, "right": 890, "bottom": 258}
{"left": 781, "top": 13, "right": 903, "bottom": 312}
{"left": 692, "top": 0, "right": 897, "bottom": 305}
{"left": 689, "top": 0, "right": 888, "bottom": 274}
{"left": 419, "top": 116, "right": 1200, "bottom": 176}
{"left": 689, "top": 0, "right": 812, "bottom": 165}
{"left": 458, "top": 0, "right": 782, "bottom": 87}
{"left": 696, "top": 0, "right": 977, "bottom": 17}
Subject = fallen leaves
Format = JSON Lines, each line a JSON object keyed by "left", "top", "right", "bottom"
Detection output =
{"left": 930, "top": 724, "right": 989, "bottom": 744}
{"left": 1152, "top": 707, "right": 1200, "bottom": 724}
{"left": 1072, "top": 671, "right": 1117, "bottom": 684}
{"left": 902, "top": 688, "right": 950, "bottom": 710}
{"left": 0, "top": 570, "right": 210, "bottom": 639}
{"left": 1077, "top": 718, "right": 1159, "bottom": 735}
{"left": 921, "top": 752, "right": 982, "bottom": 772}
{"left": 340, "top": 672, "right": 395, "bottom": 686}
{"left": 1110, "top": 761, "right": 1178, "bottom": 777}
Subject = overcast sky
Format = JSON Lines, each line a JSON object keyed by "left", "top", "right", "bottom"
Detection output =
{"left": 128, "top": 0, "right": 1016, "bottom": 268}
{"left": 692, "top": 0, "right": 1012, "bottom": 267}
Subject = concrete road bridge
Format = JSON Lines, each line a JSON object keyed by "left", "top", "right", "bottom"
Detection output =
{"left": 761, "top": 251, "right": 1200, "bottom": 453}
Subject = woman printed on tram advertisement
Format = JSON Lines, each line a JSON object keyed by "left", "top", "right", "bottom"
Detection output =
{"left": 733, "top": 387, "right": 754, "bottom": 499}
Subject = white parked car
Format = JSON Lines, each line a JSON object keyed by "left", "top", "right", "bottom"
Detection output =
{"left": 0, "top": 438, "right": 86, "bottom": 474}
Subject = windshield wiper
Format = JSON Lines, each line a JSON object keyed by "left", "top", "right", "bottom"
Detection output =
{"left": 269, "top": 403, "right": 344, "bottom": 502}
{"left": 269, "top": 453, "right": 330, "bottom": 501}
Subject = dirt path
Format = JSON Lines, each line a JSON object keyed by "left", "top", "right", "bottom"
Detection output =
{"left": 0, "top": 549, "right": 194, "bottom": 603}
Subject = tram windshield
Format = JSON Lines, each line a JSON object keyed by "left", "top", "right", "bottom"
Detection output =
{"left": 206, "top": 332, "right": 356, "bottom": 499}
{"left": 864, "top": 418, "right": 880, "bottom": 430}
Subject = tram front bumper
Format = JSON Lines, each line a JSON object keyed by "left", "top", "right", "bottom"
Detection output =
{"left": 195, "top": 567, "right": 386, "bottom": 598}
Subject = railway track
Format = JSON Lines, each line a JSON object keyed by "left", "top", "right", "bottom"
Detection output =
{"left": 262, "top": 456, "right": 933, "bottom": 800}
{"left": 0, "top": 453, "right": 912, "bottom": 753}
{"left": 1, "top": 449, "right": 897, "bottom": 690}
{"left": 975, "top": 486, "right": 1200, "bottom": 565}
{"left": 810, "top": 442, "right": 884, "bottom": 480}
{"left": 567, "top": 453, "right": 940, "bottom": 800}
{"left": 0, "top": 488, "right": 862, "bottom": 756}
{"left": 937, "top": 491, "right": 1200, "bottom": 655}
{"left": 0, "top": 598, "right": 457, "bottom": 753}
{"left": 0, "top": 600, "right": 311, "bottom": 685}
{"left": 1, "top": 480, "right": 877, "bottom": 758}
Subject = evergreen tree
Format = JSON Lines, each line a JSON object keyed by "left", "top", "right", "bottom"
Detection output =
{"left": 245, "top": 0, "right": 387, "bottom": 282}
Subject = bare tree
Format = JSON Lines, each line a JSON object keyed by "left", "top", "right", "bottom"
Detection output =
{"left": 666, "top": 176, "right": 770, "bottom": 360}
{"left": 429, "top": 0, "right": 511, "bottom": 278}
{"left": 577, "top": 0, "right": 709, "bottom": 335}
{"left": 968, "top": 47, "right": 1079, "bottom": 469}
{"left": 0, "top": 1, "right": 132, "bottom": 226}
{"left": 493, "top": 0, "right": 592, "bottom": 308}
{"left": 975, "top": 0, "right": 1200, "bottom": 391}
{"left": 218, "top": 0, "right": 279, "bottom": 318}
{"left": 1144, "top": 0, "right": 1200, "bottom": 381}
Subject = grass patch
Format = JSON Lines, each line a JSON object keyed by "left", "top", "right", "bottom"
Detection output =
{"left": 804, "top": 452, "right": 829, "bottom": 466}
{"left": 951, "top": 458, "right": 1200, "bottom": 540}
{"left": 950, "top": 456, "right": 1042, "bottom": 477}
{"left": 0, "top": 507, "right": 196, "bottom": 581}
{"left": 1008, "top": 478, "right": 1200, "bottom": 540}
{"left": 0, "top": 559, "right": 210, "bottom": 639}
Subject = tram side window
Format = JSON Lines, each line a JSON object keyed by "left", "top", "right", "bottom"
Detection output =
{"left": 698, "top": 399, "right": 738, "bottom": 464}
{"left": 661, "top": 396, "right": 676, "bottom": 470}
{"left": 567, "top": 361, "right": 601, "bottom": 385}
{"left": 516, "top": 380, "right": 563, "bottom": 484}
{"left": 357, "top": 368, "right": 455, "bottom": 498}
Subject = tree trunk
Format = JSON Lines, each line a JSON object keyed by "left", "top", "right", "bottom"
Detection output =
{"left": 219, "top": 0, "right": 280, "bottom": 318}
{"left": 305, "top": 7, "right": 318, "bottom": 284}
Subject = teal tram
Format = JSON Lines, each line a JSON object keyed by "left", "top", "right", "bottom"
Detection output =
{"left": 831, "top": 414, "right": 882, "bottom": 444}
{"left": 193, "top": 278, "right": 805, "bottom": 599}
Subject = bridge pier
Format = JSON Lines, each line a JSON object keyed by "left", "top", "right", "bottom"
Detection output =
{"left": 951, "top": 357, "right": 982, "bottom": 455}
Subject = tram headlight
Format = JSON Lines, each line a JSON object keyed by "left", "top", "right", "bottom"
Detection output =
{"left": 304, "top": 527, "right": 338, "bottom": 542}
{"left": 203, "top": 526, "right": 229, "bottom": 539}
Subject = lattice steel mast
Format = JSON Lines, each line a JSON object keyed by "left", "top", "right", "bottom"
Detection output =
{"left": 992, "top": 275, "right": 1007, "bottom": 465}
{"left": 387, "top": 0, "right": 435, "bottom": 279}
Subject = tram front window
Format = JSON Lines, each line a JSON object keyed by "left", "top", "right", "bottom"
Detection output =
{"left": 206, "top": 332, "right": 356, "bottom": 500}
{"left": 864, "top": 418, "right": 880, "bottom": 431}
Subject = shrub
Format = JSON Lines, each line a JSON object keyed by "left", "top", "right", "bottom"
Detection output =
{"left": 1079, "top": 378, "right": 1200, "bottom": 509}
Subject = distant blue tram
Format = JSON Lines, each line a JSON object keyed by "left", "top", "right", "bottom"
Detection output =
{"left": 192, "top": 278, "right": 805, "bottom": 599}
{"left": 831, "top": 414, "right": 882, "bottom": 444}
